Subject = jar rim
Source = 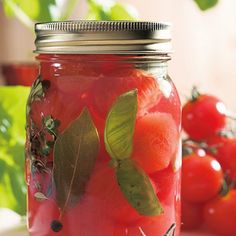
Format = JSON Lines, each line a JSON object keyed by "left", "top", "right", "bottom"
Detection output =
{"left": 34, "top": 20, "right": 172, "bottom": 55}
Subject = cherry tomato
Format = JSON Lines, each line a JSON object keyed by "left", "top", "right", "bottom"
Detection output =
{"left": 203, "top": 190, "right": 236, "bottom": 235}
{"left": 182, "top": 94, "right": 227, "bottom": 140}
{"left": 181, "top": 201, "right": 203, "bottom": 230}
{"left": 208, "top": 138, "right": 236, "bottom": 182}
{"left": 182, "top": 153, "right": 223, "bottom": 203}
{"left": 132, "top": 112, "right": 178, "bottom": 173}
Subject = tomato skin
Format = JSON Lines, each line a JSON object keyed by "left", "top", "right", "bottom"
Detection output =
{"left": 182, "top": 95, "right": 226, "bottom": 140}
{"left": 181, "top": 201, "right": 203, "bottom": 230}
{"left": 132, "top": 112, "right": 178, "bottom": 174}
{"left": 182, "top": 153, "right": 223, "bottom": 203}
{"left": 203, "top": 190, "right": 236, "bottom": 235}
{"left": 207, "top": 138, "right": 236, "bottom": 182}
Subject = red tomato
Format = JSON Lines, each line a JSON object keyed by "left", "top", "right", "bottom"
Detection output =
{"left": 208, "top": 138, "right": 236, "bottom": 182}
{"left": 181, "top": 201, "right": 203, "bottom": 230}
{"left": 206, "top": 134, "right": 229, "bottom": 147}
{"left": 126, "top": 217, "right": 177, "bottom": 236}
{"left": 132, "top": 112, "right": 178, "bottom": 173}
{"left": 182, "top": 153, "right": 223, "bottom": 203}
{"left": 150, "top": 164, "right": 175, "bottom": 204}
{"left": 85, "top": 163, "right": 142, "bottom": 224}
{"left": 91, "top": 69, "right": 161, "bottom": 118}
{"left": 28, "top": 194, "right": 61, "bottom": 235}
{"left": 182, "top": 94, "right": 227, "bottom": 140}
{"left": 203, "top": 190, "right": 236, "bottom": 235}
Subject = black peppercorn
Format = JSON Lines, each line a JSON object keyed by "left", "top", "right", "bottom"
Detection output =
{"left": 51, "top": 220, "right": 63, "bottom": 232}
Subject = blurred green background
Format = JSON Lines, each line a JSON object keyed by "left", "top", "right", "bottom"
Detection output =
{"left": 0, "top": 0, "right": 218, "bottom": 218}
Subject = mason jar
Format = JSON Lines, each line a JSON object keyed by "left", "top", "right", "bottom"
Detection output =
{"left": 25, "top": 21, "right": 181, "bottom": 236}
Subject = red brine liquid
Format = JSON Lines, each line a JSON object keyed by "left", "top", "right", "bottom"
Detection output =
{"left": 25, "top": 54, "right": 181, "bottom": 236}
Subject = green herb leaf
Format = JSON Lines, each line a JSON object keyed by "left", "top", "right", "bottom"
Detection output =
{"left": 87, "top": 0, "right": 137, "bottom": 20}
{"left": 194, "top": 0, "right": 218, "bottom": 11}
{"left": 0, "top": 159, "right": 6, "bottom": 181}
{"left": 43, "top": 115, "right": 60, "bottom": 137}
{"left": 104, "top": 90, "right": 137, "bottom": 160}
{"left": 53, "top": 108, "right": 99, "bottom": 216}
{"left": 3, "top": 0, "right": 56, "bottom": 21}
{"left": 42, "top": 144, "right": 51, "bottom": 156}
{"left": 116, "top": 159, "right": 163, "bottom": 216}
{"left": 26, "top": 75, "right": 44, "bottom": 116}
{"left": 29, "top": 75, "right": 44, "bottom": 101}
{"left": 0, "top": 86, "right": 29, "bottom": 215}
{"left": 109, "top": 3, "right": 137, "bottom": 20}
{"left": 3, "top": 0, "right": 40, "bottom": 19}
{"left": 9, "top": 168, "right": 27, "bottom": 214}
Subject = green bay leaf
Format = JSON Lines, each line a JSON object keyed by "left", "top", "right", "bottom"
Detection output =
{"left": 116, "top": 159, "right": 163, "bottom": 216}
{"left": 104, "top": 89, "right": 137, "bottom": 160}
{"left": 53, "top": 108, "right": 99, "bottom": 215}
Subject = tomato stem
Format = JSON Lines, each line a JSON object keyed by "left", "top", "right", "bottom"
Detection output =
{"left": 190, "top": 86, "right": 201, "bottom": 102}
{"left": 220, "top": 178, "right": 229, "bottom": 197}
{"left": 182, "top": 140, "right": 208, "bottom": 150}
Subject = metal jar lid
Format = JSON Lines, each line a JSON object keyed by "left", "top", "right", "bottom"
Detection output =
{"left": 34, "top": 20, "right": 172, "bottom": 54}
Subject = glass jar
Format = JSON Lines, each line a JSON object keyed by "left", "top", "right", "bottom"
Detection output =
{"left": 25, "top": 21, "right": 181, "bottom": 236}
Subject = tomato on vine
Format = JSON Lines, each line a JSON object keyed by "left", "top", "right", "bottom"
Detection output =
{"left": 203, "top": 190, "right": 236, "bottom": 235}
{"left": 208, "top": 137, "right": 236, "bottom": 182}
{"left": 182, "top": 87, "right": 227, "bottom": 140}
{"left": 182, "top": 152, "right": 223, "bottom": 203}
{"left": 181, "top": 201, "right": 203, "bottom": 230}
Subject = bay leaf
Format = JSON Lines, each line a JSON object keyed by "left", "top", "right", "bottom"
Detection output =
{"left": 53, "top": 108, "right": 99, "bottom": 215}
{"left": 104, "top": 89, "right": 137, "bottom": 160}
{"left": 34, "top": 192, "right": 48, "bottom": 202}
{"left": 116, "top": 159, "right": 163, "bottom": 216}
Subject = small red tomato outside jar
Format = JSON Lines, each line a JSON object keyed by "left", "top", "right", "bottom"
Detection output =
{"left": 182, "top": 93, "right": 227, "bottom": 140}
{"left": 204, "top": 190, "right": 236, "bottom": 235}
{"left": 182, "top": 153, "right": 223, "bottom": 203}
{"left": 181, "top": 201, "right": 203, "bottom": 230}
{"left": 25, "top": 21, "right": 181, "bottom": 236}
{"left": 207, "top": 136, "right": 236, "bottom": 182}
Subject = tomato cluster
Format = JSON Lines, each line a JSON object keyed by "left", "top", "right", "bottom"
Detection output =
{"left": 182, "top": 88, "right": 236, "bottom": 235}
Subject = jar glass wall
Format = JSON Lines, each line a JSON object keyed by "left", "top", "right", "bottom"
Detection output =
{"left": 26, "top": 21, "right": 181, "bottom": 236}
